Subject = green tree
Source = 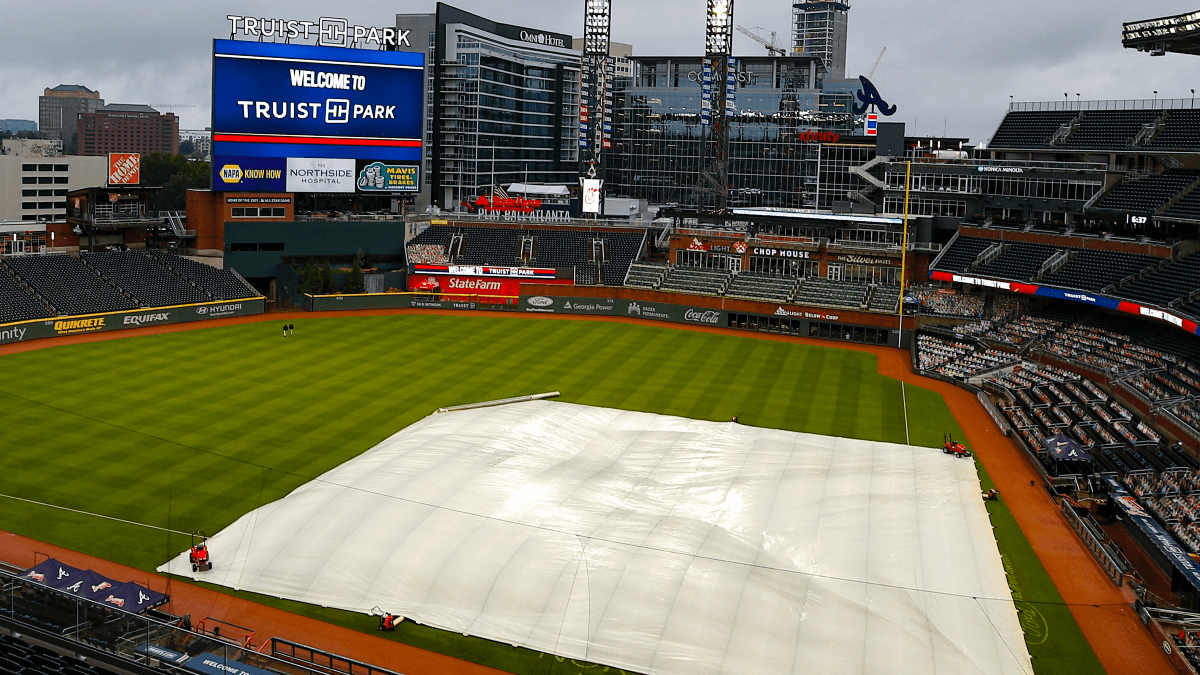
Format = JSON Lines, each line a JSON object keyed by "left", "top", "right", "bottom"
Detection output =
{"left": 344, "top": 255, "right": 365, "bottom": 294}
{"left": 140, "top": 152, "right": 210, "bottom": 212}
{"left": 321, "top": 260, "right": 335, "bottom": 294}
{"left": 298, "top": 262, "right": 321, "bottom": 296}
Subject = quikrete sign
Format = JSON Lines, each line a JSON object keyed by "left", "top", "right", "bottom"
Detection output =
{"left": 225, "top": 16, "right": 411, "bottom": 49}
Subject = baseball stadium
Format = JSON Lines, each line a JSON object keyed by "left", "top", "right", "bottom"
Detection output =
{"left": 4, "top": 4, "right": 1200, "bottom": 675}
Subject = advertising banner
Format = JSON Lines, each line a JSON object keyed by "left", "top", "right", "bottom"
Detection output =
{"left": 355, "top": 161, "right": 419, "bottom": 193}
{"left": 408, "top": 274, "right": 521, "bottom": 300}
{"left": 211, "top": 39, "right": 424, "bottom": 164}
{"left": 519, "top": 296, "right": 726, "bottom": 326}
{"left": 1106, "top": 477, "right": 1200, "bottom": 592}
{"left": 582, "top": 179, "right": 602, "bottom": 214}
{"left": 214, "top": 156, "right": 287, "bottom": 191}
{"left": 0, "top": 298, "right": 265, "bottom": 347}
{"left": 108, "top": 153, "right": 140, "bottom": 186}
{"left": 413, "top": 264, "right": 558, "bottom": 280}
{"left": 286, "top": 158, "right": 355, "bottom": 193}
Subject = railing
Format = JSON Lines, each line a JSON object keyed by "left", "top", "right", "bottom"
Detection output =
{"left": 1058, "top": 498, "right": 1130, "bottom": 585}
{"left": 0, "top": 568, "right": 352, "bottom": 675}
{"left": 269, "top": 638, "right": 405, "bottom": 675}
{"left": 1010, "top": 98, "right": 1200, "bottom": 112}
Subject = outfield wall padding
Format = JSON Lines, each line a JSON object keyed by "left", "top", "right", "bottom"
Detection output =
{"left": 0, "top": 298, "right": 265, "bottom": 347}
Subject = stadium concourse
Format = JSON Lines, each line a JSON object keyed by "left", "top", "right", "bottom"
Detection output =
{"left": 0, "top": 309, "right": 1178, "bottom": 675}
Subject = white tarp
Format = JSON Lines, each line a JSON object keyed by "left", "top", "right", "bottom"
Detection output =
{"left": 159, "top": 402, "right": 1030, "bottom": 675}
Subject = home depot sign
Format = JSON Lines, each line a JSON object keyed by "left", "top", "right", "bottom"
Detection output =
{"left": 108, "top": 153, "right": 140, "bottom": 186}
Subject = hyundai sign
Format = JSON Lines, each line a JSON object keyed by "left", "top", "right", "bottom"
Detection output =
{"left": 212, "top": 39, "right": 423, "bottom": 192}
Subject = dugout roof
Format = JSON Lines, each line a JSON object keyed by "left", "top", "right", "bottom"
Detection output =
{"left": 160, "top": 401, "right": 1030, "bottom": 675}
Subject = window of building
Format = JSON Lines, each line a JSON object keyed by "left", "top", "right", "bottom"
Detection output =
{"left": 21, "top": 189, "right": 37, "bottom": 197}
{"left": 54, "top": 164, "right": 68, "bottom": 172}
{"left": 38, "top": 164, "right": 52, "bottom": 172}
{"left": 38, "top": 202, "right": 53, "bottom": 209}
{"left": 21, "top": 202, "right": 37, "bottom": 210}
{"left": 53, "top": 177, "right": 68, "bottom": 184}
{"left": 21, "top": 164, "right": 37, "bottom": 172}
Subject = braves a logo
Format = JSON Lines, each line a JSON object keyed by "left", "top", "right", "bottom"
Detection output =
{"left": 852, "top": 76, "right": 896, "bottom": 116}
{"left": 57, "top": 566, "right": 71, "bottom": 580}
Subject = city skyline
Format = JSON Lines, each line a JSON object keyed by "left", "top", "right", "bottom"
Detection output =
{"left": 0, "top": 0, "right": 1198, "bottom": 144}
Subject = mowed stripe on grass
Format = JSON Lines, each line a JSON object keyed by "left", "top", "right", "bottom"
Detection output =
{"left": 0, "top": 315, "right": 1098, "bottom": 674}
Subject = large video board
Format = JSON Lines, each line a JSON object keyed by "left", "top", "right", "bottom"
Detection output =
{"left": 211, "top": 39, "right": 424, "bottom": 193}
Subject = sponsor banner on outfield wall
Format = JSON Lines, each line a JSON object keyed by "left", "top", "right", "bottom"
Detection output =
{"left": 408, "top": 275, "right": 522, "bottom": 298}
{"left": 520, "top": 296, "right": 726, "bottom": 325}
{"left": 0, "top": 299, "right": 264, "bottom": 346}
{"left": 929, "top": 270, "right": 1200, "bottom": 335}
{"left": 413, "top": 264, "right": 559, "bottom": 280}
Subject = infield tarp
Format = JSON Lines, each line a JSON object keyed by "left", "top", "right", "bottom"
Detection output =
{"left": 160, "top": 401, "right": 1030, "bottom": 675}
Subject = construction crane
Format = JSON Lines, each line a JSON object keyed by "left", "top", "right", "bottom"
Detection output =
{"left": 149, "top": 104, "right": 197, "bottom": 110}
{"left": 737, "top": 26, "right": 784, "bottom": 57}
{"left": 868, "top": 47, "right": 886, "bottom": 78}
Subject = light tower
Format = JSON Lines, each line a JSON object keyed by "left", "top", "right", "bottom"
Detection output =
{"left": 692, "top": 0, "right": 735, "bottom": 211}
{"left": 581, "top": 1, "right": 612, "bottom": 182}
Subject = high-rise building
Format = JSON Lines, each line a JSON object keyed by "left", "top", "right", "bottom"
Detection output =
{"left": 39, "top": 85, "right": 104, "bottom": 148}
{"left": 404, "top": 3, "right": 580, "bottom": 210}
{"left": 791, "top": 1, "right": 849, "bottom": 79}
{"left": 76, "top": 104, "right": 179, "bottom": 157}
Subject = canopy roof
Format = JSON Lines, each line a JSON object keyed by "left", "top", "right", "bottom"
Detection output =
{"left": 160, "top": 402, "right": 1029, "bottom": 675}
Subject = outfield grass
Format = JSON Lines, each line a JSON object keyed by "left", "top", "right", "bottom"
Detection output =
{"left": 0, "top": 315, "right": 1100, "bottom": 674}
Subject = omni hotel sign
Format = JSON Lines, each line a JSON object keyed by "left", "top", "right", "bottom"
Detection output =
{"left": 225, "top": 15, "right": 412, "bottom": 48}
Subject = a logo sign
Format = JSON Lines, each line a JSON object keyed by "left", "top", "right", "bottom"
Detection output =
{"left": 977, "top": 166, "right": 1025, "bottom": 174}
{"left": 687, "top": 238, "right": 709, "bottom": 252}
{"left": 123, "top": 313, "right": 170, "bottom": 326}
{"left": 684, "top": 309, "right": 720, "bottom": 324}
{"left": 356, "top": 161, "right": 419, "bottom": 192}
{"left": 225, "top": 16, "right": 411, "bottom": 49}
{"left": 852, "top": 76, "right": 897, "bottom": 116}
{"left": 528, "top": 296, "right": 554, "bottom": 307}
{"left": 582, "top": 179, "right": 602, "bottom": 214}
{"left": 838, "top": 254, "right": 896, "bottom": 266}
{"left": 286, "top": 158, "right": 355, "bottom": 193}
{"left": 108, "top": 153, "right": 140, "bottom": 185}
{"left": 53, "top": 318, "right": 106, "bottom": 335}
{"left": 518, "top": 31, "right": 567, "bottom": 48}
{"left": 775, "top": 307, "right": 839, "bottom": 321}
{"left": 798, "top": 131, "right": 841, "bottom": 144}
{"left": 92, "top": 581, "right": 112, "bottom": 593}
{"left": 751, "top": 247, "right": 810, "bottom": 259}
{"left": 733, "top": 242, "right": 748, "bottom": 254}
{"left": 0, "top": 326, "right": 27, "bottom": 343}
{"left": 474, "top": 195, "right": 542, "bottom": 214}
{"left": 104, "top": 594, "right": 126, "bottom": 608}
{"left": 214, "top": 157, "right": 286, "bottom": 192}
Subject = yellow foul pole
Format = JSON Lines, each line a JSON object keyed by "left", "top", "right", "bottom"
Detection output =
{"left": 898, "top": 161, "right": 912, "bottom": 335}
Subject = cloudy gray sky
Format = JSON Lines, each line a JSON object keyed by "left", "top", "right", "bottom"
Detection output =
{"left": 2, "top": 0, "right": 1198, "bottom": 143}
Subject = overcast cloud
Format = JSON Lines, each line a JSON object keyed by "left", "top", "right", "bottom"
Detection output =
{"left": 2, "top": 0, "right": 1198, "bottom": 143}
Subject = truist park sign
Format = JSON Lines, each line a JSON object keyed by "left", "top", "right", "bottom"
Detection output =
{"left": 226, "top": 15, "right": 411, "bottom": 48}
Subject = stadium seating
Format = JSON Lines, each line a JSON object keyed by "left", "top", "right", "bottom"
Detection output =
{"left": 1162, "top": 184, "right": 1200, "bottom": 221}
{"left": 658, "top": 266, "right": 731, "bottom": 296}
{"left": 148, "top": 250, "right": 257, "bottom": 301}
{"left": 625, "top": 262, "right": 667, "bottom": 288}
{"left": 0, "top": 270, "right": 53, "bottom": 324}
{"left": 3, "top": 254, "right": 136, "bottom": 316}
{"left": 1092, "top": 170, "right": 1200, "bottom": 213}
{"left": 988, "top": 110, "right": 1079, "bottom": 149}
{"left": 866, "top": 284, "right": 900, "bottom": 313}
{"left": 930, "top": 236, "right": 995, "bottom": 273}
{"left": 1144, "top": 109, "right": 1200, "bottom": 152}
{"left": 1056, "top": 109, "right": 1161, "bottom": 150}
{"left": 1113, "top": 252, "right": 1200, "bottom": 307}
{"left": 81, "top": 251, "right": 209, "bottom": 307}
{"left": 406, "top": 225, "right": 645, "bottom": 286}
{"left": 1039, "top": 249, "right": 1161, "bottom": 292}
{"left": 724, "top": 272, "right": 799, "bottom": 303}
{"left": 974, "top": 241, "right": 1058, "bottom": 281}
{"left": 0, "top": 632, "right": 122, "bottom": 675}
{"left": 792, "top": 278, "right": 869, "bottom": 309}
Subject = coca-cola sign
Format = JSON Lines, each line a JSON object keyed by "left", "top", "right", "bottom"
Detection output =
{"left": 684, "top": 309, "right": 721, "bottom": 324}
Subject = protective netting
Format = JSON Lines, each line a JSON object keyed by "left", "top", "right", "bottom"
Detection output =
{"left": 160, "top": 401, "right": 1030, "bottom": 675}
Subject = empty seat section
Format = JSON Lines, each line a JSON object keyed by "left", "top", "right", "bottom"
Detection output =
{"left": 4, "top": 254, "right": 135, "bottom": 315}
{"left": 658, "top": 267, "right": 731, "bottom": 295}
{"left": 867, "top": 284, "right": 900, "bottom": 312}
{"left": 930, "top": 236, "right": 994, "bottom": 273}
{"left": 0, "top": 270, "right": 52, "bottom": 323}
{"left": 1040, "top": 249, "right": 1161, "bottom": 292}
{"left": 724, "top": 272, "right": 798, "bottom": 303}
{"left": 625, "top": 262, "right": 667, "bottom": 289}
{"left": 147, "top": 250, "right": 256, "bottom": 300}
{"left": 1094, "top": 170, "right": 1200, "bottom": 212}
{"left": 81, "top": 251, "right": 209, "bottom": 307}
{"left": 987, "top": 111, "right": 1078, "bottom": 149}
{"left": 974, "top": 242, "right": 1057, "bottom": 281}
{"left": 791, "top": 278, "right": 869, "bottom": 309}
{"left": 1116, "top": 252, "right": 1200, "bottom": 307}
